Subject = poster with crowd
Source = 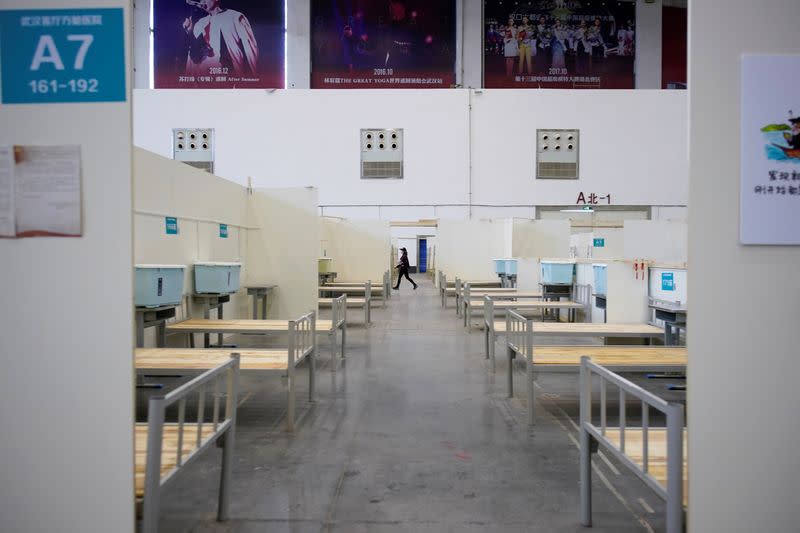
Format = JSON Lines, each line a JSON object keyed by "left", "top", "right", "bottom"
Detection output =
{"left": 153, "top": 0, "right": 285, "bottom": 89}
{"left": 310, "top": 0, "right": 457, "bottom": 89}
{"left": 483, "top": 0, "right": 636, "bottom": 89}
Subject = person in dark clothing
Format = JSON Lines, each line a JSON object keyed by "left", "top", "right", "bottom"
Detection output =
{"left": 393, "top": 247, "right": 418, "bottom": 290}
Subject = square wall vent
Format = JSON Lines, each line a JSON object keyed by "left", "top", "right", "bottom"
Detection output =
{"left": 536, "top": 129, "right": 579, "bottom": 179}
{"left": 173, "top": 128, "right": 214, "bottom": 173}
{"left": 361, "top": 128, "right": 403, "bottom": 179}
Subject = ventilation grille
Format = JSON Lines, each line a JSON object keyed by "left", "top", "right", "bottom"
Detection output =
{"left": 362, "top": 161, "right": 403, "bottom": 179}
{"left": 183, "top": 160, "right": 214, "bottom": 173}
{"left": 537, "top": 162, "right": 578, "bottom": 179}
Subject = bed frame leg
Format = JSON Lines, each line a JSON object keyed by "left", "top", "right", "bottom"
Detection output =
{"left": 526, "top": 358, "right": 535, "bottom": 426}
{"left": 580, "top": 426, "right": 592, "bottom": 527}
{"left": 218, "top": 431, "right": 234, "bottom": 522}
{"left": 309, "top": 348, "right": 316, "bottom": 402}
{"left": 330, "top": 331, "right": 337, "bottom": 372}
{"left": 491, "top": 332, "right": 497, "bottom": 374}
{"left": 507, "top": 346, "right": 514, "bottom": 398}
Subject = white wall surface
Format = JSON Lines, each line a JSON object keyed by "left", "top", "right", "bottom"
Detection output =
{"left": 591, "top": 228, "right": 625, "bottom": 259}
{"left": 134, "top": 89, "right": 470, "bottom": 207}
{"left": 248, "top": 188, "right": 319, "bottom": 319}
{"left": 321, "top": 218, "right": 390, "bottom": 281}
{"left": 688, "top": 2, "right": 800, "bottom": 531}
{"left": 470, "top": 89, "right": 688, "bottom": 207}
{"left": 133, "top": 148, "right": 251, "bottom": 333}
{"left": 511, "top": 219, "right": 571, "bottom": 259}
{"left": 606, "top": 261, "right": 649, "bottom": 323}
{"left": 623, "top": 220, "right": 687, "bottom": 264}
{"left": 0, "top": 1, "right": 134, "bottom": 531}
{"left": 437, "top": 219, "right": 505, "bottom": 281}
{"left": 133, "top": 88, "right": 688, "bottom": 219}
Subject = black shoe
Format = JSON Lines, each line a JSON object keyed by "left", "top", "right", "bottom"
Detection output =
{"left": 413, "top": 285, "right": 418, "bottom": 290}
{"left": 392, "top": 286, "right": 399, "bottom": 290}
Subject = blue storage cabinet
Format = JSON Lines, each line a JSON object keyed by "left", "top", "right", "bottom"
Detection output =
{"left": 194, "top": 262, "right": 242, "bottom": 294}
{"left": 593, "top": 263, "right": 608, "bottom": 296}
{"left": 494, "top": 258, "right": 518, "bottom": 275}
{"left": 540, "top": 260, "right": 575, "bottom": 285}
{"left": 135, "top": 264, "right": 186, "bottom": 308}
{"left": 505, "top": 259, "right": 518, "bottom": 275}
{"left": 494, "top": 259, "right": 506, "bottom": 275}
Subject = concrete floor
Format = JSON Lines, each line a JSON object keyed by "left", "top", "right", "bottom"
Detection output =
{"left": 145, "top": 276, "right": 678, "bottom": 532}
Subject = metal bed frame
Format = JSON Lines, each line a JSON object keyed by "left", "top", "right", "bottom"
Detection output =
{"left": 140, "top": 355, "right": 240, "bottom": 533}
{"left": 504, "top": 308, "right": 671, "bottom": 425}
{"left": 453, "top": 278, "right": 503, "bottom": 315}
{"left": 483, "top": 284, "right": 592, "bottom": 369}
{"left": 579, "top": 356, "right": 685, "bottom": 533}
{"left": 165, "top": 312, "right": 317, "bottom": 431}
{"left": 327, "top": 294, "right": 347, "bottom": 370}
{"left": 319, "top": 281, "right": 372, "bottom": 323}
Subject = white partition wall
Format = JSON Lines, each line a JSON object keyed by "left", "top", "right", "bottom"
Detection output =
{"left": 0, "top": 0, "right": 134, "bottom": 531}
{"left": 134, "top": 148, "right": 251, "bottom": 333}
{"left": 605, "top": 262, "right": 650, "bottom": 323}
{"left": 688, "top": 2, "right": 800, "bottom": 530}
{"left": 437, "top": 219, "right": 506, "bottom": 281}
{"left": 510, "top": 219, "right": 571, "bottom": 289}
{"left": 248, "top": 188, "right": 319, "bottom": 319}
{"left": 321, "top": 218, "right": 390, "bottom": 281}
{"left": 623, "top": 220, "right": 688, "bottom": 264}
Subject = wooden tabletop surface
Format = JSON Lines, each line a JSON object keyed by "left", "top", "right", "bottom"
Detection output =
{"left": 135, "top": 348, "right": 290, "bottom": 370}
{"left": 493, "top": 322, "right": 664, "bottom": 336}
{"left": 527, "top": 346, "right": 687, "bottom": 366}
{"left": 318, "top": 298, "right": 366, "bottom": 305}
{"left": 473, "top": 299, "right": 572, "bottom": 309}
{"left": 467, "top": 291, "right": 543, "bottom": 298}
{"left": 167, "top": 318, "right": 333, "bottom": 332}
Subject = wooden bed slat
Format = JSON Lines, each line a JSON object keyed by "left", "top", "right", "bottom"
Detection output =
{"left": 604, "top": 428, "right": 689, "bottom": 506}
{"left": 134, "top": 424, "right": 217, "bottom": 499}
{"left": 135, "top": 348, "right": 290, "bottom": 370}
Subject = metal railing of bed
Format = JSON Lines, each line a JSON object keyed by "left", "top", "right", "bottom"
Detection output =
{"left": 286, "top": 311, "right": 316, "bottom": 432}
{"left": 579, "top": 356, "right": 685, "bottom": 533}
{"left": 142, "top": 354, "right": 241, "bottom": 533}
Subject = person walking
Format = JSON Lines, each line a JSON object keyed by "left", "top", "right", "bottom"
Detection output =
{"left": 393, "top": 247, "right": 418, "bottom": 290}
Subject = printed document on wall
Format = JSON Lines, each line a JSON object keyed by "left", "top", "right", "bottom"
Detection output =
{"left": 14, "top": 145, "right": 82, "bottom": 237}
{"left": 741, "top": 55, "right": 800, "bottom": 245}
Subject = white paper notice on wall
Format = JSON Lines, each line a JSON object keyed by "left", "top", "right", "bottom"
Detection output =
{"left": 0, "top": 145, "right": 82, "bottom": 238}
{"left": 741, "top": 55, "right": 800, "bottom": 245}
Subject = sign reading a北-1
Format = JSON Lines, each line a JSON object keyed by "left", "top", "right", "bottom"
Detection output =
{"left": 0, "top": 8, "right": 125, "bottom": 104}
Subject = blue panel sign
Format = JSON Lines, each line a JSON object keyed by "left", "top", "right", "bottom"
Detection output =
{"left": 593, "top": 238, "right": 605, "bottom": 248}
{"left": 661, "top": 272, "right": 675, "bottom": 291}
{"left": 165, "top": 217, "right": 178, "bottom": 235}
{"left": 0, "top": 8, "right": 125, "bottom": 104}
{"left": 219, "top": 224, "right": 228, "bottom": 239}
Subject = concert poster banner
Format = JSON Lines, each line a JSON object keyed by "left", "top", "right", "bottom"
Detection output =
{"left": 310, "top": 0, "right": 457, "bottom": 89}
{"left": 484, "top": 0, "right": 636, "bottom": 89}
{"left": 153, "top": 0, "right": 284, "bottom": 88}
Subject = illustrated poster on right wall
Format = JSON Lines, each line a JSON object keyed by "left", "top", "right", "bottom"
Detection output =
{"left": 483, "top": 0, "right": 635, "bottom": 89}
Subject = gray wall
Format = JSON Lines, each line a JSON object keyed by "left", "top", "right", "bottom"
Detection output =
{"left": 688, "top": 0, "right": 800, "bottom": 531}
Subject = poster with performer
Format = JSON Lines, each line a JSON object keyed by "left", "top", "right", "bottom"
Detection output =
{"left": 310, "top": 0, "right": 457, "bottom": 89}
{"left": 484, "top": 0, "right": 635, "bottom": 89}
{"left": 153, "top": 0, "right": 284, "bottom": 88}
